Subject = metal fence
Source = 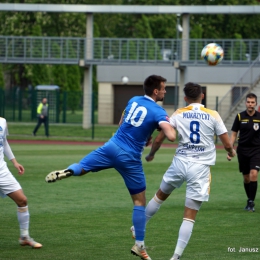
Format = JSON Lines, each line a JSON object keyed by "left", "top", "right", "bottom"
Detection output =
{"left": 0, "top": 36, "right": 85, "bottom": 64}
{"left": 0, "top": 36, "right": 260, "bottom": 65}
{"left": 0, "top": 86, "right": 230, "bottom": 125}
{"left": 0, "top": 88, "right": 93, "bottom": 124}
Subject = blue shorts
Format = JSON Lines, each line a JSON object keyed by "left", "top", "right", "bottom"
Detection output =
{"left": 79, "top": 141, "right": 146, "bottom": 195}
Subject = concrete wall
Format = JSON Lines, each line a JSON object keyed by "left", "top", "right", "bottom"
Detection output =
{"left": 97, "top": 65, "right": 177, "bottom": 84}
{"left": 97, "top": 65, "right": 253, "bottom": 124}
{"left": 98, "top": 83, "right": 114, "bottom": 124}
{"left": 97, "top": 65, "right": 252, "bottom": 84}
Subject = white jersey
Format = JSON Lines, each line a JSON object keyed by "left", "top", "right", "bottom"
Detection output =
{"left": 0, "top": 117, "right": 8, "bottom": 170}
{"left": 170, "top": 103, "right": 227, "bottom": 165}
{"left": 0, "top": 117, "right": 21, "bottom": 198}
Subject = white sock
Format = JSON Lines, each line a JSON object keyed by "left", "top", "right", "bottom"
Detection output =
{"left": 174, "top": 218, "right": 195, "bottom": 257}
{"left": 135, "top": 240, "right": 145, "bottom": 248}
{"left": 17, "top": 206, "right": 30, "bottom": 237}
{"left": 145, "top": 194, "right": 164, "bottom": 225}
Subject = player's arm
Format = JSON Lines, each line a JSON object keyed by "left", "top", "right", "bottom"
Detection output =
{"left": 3, "top": 137, "right": 24, "bottom": 175}
{"left": 145, "top": 136, "right": 152, "bottom": 147}
{"left": 10, "top": 158, "right": 25, "bottom": 175}
{"left": 160, "top": 122, "right": 176, "bottom": 142}
{"left": 229, "top": 131, "right": 238, "bottom": 148}
{"left": 145, "top": 130, "right": 166, "bottom": 162}
{"left": 218, "top": 132, "right": 236, "bottom": 160}
{"left": 146, "top": 122, "right": 175, "bottom": 162}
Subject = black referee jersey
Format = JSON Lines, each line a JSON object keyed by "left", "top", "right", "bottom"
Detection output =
{"left": 231, "top": 110, "right": 260, "bottom": 148}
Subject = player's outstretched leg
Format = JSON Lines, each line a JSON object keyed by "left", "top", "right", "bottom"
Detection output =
{"left": 45, "top": 169, "right": 73, "bottom": 183}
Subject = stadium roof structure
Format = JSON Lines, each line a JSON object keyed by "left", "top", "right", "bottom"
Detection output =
{"left": 0, "top": 4, "right": 260, "bottom": 14}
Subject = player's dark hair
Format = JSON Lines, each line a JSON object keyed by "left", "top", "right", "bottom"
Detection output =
{"left": 246, "top": 93, "right": 257, "bottom": 103}
{"left": 184, "top": 82, "right": 202, "bottom": 101}
{"left": 143, "top": 75, "right": 167, "bottom": 96}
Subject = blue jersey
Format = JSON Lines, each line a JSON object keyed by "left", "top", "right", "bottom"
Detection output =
{"left": 111, "top": 95, "right": 170, "bottom": 156}
{"left": 73, "top": 95, "right": 170, "bottom": 195}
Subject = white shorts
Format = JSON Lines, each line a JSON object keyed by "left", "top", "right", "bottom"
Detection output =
{"left": 0, "top": 166, "right": 21, "bottom": 198}
{"left": 162, "top": 157, "right": 211, "bottom": 201}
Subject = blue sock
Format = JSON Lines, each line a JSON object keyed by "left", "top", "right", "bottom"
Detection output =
{"left": 132, "top": 205, "right": 145, "bottom": 241}
{"left": 67, "top": 163, "right": 82, "bottom": 176}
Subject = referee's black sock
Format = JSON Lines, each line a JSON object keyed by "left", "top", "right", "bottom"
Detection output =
{"left": 244, "top": 182, "right": 250, "bottom": 200}
{"left": 249, "top": 181, "right": 258, "bottom": 201}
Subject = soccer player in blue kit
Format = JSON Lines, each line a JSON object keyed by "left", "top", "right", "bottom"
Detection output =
{"left": 45, "top": 75, "right": 176, "bottom": 260}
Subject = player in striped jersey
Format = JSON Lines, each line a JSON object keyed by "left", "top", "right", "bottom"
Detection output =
{"left": 138, "top": 82, "right": 236, "bottom": 260}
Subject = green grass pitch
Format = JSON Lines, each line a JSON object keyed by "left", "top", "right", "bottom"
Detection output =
{"left": 0, "top": 144, "right": 259, "bottom": 260}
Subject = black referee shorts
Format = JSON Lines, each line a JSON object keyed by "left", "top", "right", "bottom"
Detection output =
{"left": 237, "top": 146, "right": 260, "bottom": 175}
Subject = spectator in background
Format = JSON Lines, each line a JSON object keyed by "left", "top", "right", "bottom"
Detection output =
{"left": 33, "top": 97, "right": 49, "bottom": 137}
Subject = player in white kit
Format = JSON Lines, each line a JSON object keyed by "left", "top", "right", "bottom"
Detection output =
{"left": 131, "top": 82, "right": 236, "bottom": 259}
{"left": 0, "top": 117, "right": 42, "bottom": 248}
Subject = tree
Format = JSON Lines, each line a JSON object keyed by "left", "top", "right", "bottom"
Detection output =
{"left": 225, "top": 33, "right": 247, "bottom": 61}
{"left": 66, "top": 65, "right": 81, "bottom": 113}
{"left": 0, "top": 65, "right": 5, "bottom": 89}
{"left": 0, "top": 0, "right": 260, "bottom": 93}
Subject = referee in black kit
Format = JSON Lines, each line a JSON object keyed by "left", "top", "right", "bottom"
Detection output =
{"left": 229, "top": 93, "right": 260, "bottom": 212}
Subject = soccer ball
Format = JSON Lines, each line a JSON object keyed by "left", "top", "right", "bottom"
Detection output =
{"left": 201, "top": 43, "right": 224, "bottom": 66}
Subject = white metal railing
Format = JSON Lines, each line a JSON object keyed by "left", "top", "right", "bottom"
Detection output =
{"left": 0, "top": 36, "right": 260, "bottom": 65}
